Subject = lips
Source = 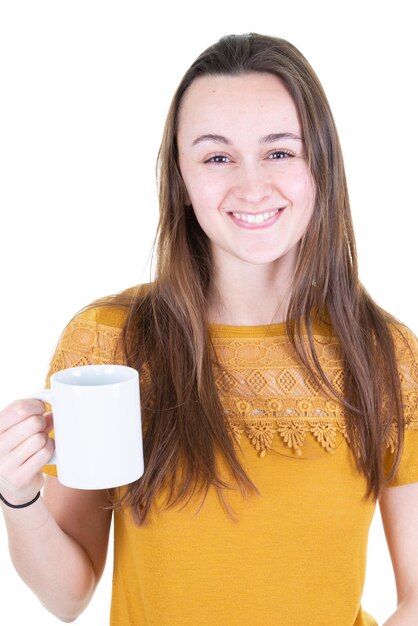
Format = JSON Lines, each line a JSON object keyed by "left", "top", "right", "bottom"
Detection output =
{"left": 228, "top": 207, "right": 286, "bottom": 229}
{"left": 231, "top": 209, "right": 279, "bottom": 224}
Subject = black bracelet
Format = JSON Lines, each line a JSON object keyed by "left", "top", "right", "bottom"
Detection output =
{"left": 0, "top": 491, "right": 41, "bottom": 509}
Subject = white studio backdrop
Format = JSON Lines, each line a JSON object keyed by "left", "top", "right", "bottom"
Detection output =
{"left": 0, "top": 1, "right": 416, "bottom": 624}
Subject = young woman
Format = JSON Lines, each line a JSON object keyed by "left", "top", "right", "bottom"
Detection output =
{"left": 1, "top": 33, "right": 417, "bottom": 625}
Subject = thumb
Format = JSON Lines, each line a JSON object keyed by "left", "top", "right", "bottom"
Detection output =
{"left": 43, "top": 411, "right": 54, "bottom": 434}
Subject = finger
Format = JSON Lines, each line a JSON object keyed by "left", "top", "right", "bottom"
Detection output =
{"left": 19, "top": 438, "right": 54, "bottom": 479}
{"left": 43, "top": 412, "right": 54, "bottom": 434}
{"left": 5, "top": 442, "right": 52, "bottom": 496}
{"left": 7, "top": 432, "right": 50, "bottom": 468}
{"left": 0, "top": 399, "right": 48, "bottom": 434}
{"left": 0, "top": 435, "right": 52, "bottom": 494}
{"left": 0, "top": 414, "right": 49, "bottom": 457}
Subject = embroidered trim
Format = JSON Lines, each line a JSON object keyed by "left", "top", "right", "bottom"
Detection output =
{"left": 219, "top": 393, "right": 418, "bottom": 457}
{"left": 46, "top": 315, "right": 418, "bottom": 459}
{"left": 226, "top": 412, "right": 418, "bottom": 458}
{"left": 213, "top": 331, "right": 418, "bottom": 457}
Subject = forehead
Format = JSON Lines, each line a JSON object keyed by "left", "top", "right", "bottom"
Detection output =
{"left": 177, "top": 72, "right": 301, "bottom": 139}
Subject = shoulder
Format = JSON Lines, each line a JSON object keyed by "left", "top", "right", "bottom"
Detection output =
{"left": 387, "top": 321, "right": 418, "bottom": 421}
{"left": 60, "top": 282, "right": 152, "bottom": 347}
{"left": 74, "top": 283, "right": 149, "bottom": 330}
{"left": 45, "top": 284, "right": 150, "bottom": 377}
{"left": 388, "top": 321, "right": 418, "bottom": 364}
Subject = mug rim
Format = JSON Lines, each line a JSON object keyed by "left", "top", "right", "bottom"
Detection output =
{"left": 51, "top": 364, "right": 138, "bottom": 387}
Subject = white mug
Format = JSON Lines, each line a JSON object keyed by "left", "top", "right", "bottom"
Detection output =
{"left": 31, "top": 364, "right": 144, "bottom": 490}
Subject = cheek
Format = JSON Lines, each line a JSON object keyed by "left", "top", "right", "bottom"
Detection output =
{"left": 179, "top": 155, "right": 229, "bottom": 210}
{"left": 288, "top": 162, "right": 312, "bottom": 193}
{"left": 283, "top": 164, "right": 315, "bottom": 212}
{"left": 180, "top": 171, "right": 219, "bottom": 231}
{"left": 185, "top": 175, "right": 226, "bottom": 213}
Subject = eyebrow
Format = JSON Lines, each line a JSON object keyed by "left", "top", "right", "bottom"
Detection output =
{"left": 191, "top": 132, "right": 302, "bottom": 146}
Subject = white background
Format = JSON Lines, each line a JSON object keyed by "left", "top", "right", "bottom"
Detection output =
{"left": 0, "top": 1, "right": 417, "bottom": 624}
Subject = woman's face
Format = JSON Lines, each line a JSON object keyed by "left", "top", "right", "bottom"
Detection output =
{"left": 177, "top": 72, "right": 315, "bottom": 269}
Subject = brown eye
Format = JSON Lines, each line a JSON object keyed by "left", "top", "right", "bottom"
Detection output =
{"left": 268, "top": 150, "right": 293, "bottom": 159}
{"left": 204, "top": 153, "right": 231, "bottom": 164}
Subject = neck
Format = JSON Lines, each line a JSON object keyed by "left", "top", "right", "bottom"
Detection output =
{"left": 207, "top": 254, "right": 296, "bottom": 326}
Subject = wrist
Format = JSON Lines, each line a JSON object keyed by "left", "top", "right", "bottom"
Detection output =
{"left": 0, "top": 491, "right": 41, "bottom": 509}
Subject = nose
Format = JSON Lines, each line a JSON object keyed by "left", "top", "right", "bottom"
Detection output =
{"left": 232, "top": 162, "right": 274, "bottom": 206}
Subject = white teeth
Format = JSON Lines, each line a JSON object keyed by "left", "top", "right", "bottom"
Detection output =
{"left": 231, "top": 209, "right": 279, "bottom": 224}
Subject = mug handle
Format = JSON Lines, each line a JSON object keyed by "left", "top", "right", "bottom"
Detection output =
{"left": 30, "top": 390, "right": 56, "bottom": 465}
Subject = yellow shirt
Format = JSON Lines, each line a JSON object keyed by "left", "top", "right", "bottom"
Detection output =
{"left": 43, "top": 288, "right": 418, "bottom": 626}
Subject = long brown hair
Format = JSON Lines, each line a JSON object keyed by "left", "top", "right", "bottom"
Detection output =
{"left": 96, "top": 33, "right": 408, "bottom": 525}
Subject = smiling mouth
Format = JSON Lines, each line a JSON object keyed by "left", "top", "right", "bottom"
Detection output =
{"left": 229, "top": 208, "right": 284, "bottom": 225}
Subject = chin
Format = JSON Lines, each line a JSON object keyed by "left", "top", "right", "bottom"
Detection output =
{"left": 238, "top": 253, "right": 287, "bottom": 266}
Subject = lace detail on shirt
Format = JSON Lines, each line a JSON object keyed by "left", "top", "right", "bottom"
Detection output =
{"left": 212, "top": 331, "right": 418, "bottom": 457}
{"left": 45, "top": 316, "right": 126, "bottom": 383}
{"left": 46, "top": 316, "right": 418, "bottom": 458}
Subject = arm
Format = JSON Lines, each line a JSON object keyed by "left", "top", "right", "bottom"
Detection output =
{"left": 0, "top": 399, "right": 112, "bottom": 622}
{"left": 2, "top": 477, "right": 112, "bottom": 623}
{"left": 379, "top": 482, "right": 418, "bottom": 625}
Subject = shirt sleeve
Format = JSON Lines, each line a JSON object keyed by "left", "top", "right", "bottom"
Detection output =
{"left": 383, "top": 324, "right": 418, "bottom": 487}
{"left": 42, "top": 305, "right": 127, "bottom": 478}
